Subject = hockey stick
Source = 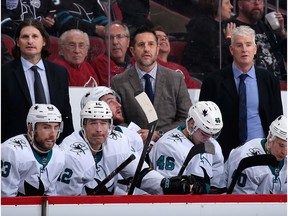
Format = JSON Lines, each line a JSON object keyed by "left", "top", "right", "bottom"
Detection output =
{"left": 41, "top": 196, "right": 48, "bottom": 216}
{"left": 227, "top": 154, "right": 278, "bottom": 194}
{"left": 90, "top": 154, "right": 136, "bottom": 195}
{"left": 128, "top": 92, "right": 158, "bottom": 195}
{"left": 177, "top": 141, "right": 215, "bottom": 176}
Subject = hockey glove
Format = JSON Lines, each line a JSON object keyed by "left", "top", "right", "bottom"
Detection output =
{"left": 161, "top": 174, "right": 208, "bottom": 195}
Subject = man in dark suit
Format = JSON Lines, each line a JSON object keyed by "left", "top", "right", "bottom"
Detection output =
{"left": 1, "top": 19, "right": 74, "bottom": 143}
{"left": 199, "top": 26, "right": 283, "bottom": 160}
{"left": 111, "top": 26, "right": 192, "bottom": 143}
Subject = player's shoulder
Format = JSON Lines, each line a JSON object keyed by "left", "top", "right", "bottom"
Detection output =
{"left": 2, "top": 135, "right": 30, "bottom": 151}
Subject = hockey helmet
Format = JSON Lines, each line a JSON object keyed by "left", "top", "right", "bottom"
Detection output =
{"left": 186, "top": 101, "right": 223, "bottom": 137}
{"left": 269, "top": 115, "right": 287, "bottom": 141}
{"left": 80, "top": 86, "right": 120, "bottom": 109}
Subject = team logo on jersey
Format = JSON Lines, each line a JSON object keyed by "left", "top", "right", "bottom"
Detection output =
{"left": 168, "top": 133, "right": 185, "bottom": 142}
{"left": 9, "top": 138, "right": 27, "bottom": 149}
{"left": 70, "top": 142, "right": 88, "bottom": 155}
{"left": 247, "top": 147, "right": 263, "bottom": 157}
{"left": 109, "top": 130, "right": 122, "bottom": 140}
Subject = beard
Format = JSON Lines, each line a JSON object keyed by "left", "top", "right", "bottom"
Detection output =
{"left": 243, "top": 8, "right": 264, "bottom": 23}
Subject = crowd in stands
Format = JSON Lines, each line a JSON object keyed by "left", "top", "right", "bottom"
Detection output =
{"left": 1, "top": 0, "right": 287, "bottom": 197}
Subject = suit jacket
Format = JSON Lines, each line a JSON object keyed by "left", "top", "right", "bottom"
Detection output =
{"left": 111, "top": 64, "right": 192, "bottom": 132}
{"left": 199, "top": 65, "right": 283, "bottom": 160}
{"left": 1, "top": 59, "right": 74, "bottom": 143}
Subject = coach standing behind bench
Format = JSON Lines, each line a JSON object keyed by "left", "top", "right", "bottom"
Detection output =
{"left": 1, "top": 19, "right": 74, "bottom": 143}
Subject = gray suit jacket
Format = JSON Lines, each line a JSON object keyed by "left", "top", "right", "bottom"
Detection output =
{"left": 111, "top": 64, "right": 192, "bottom": 132}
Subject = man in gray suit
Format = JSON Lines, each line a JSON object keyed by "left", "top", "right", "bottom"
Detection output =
{"left": 111, "top": 26, "right": 191, "bottom": 143}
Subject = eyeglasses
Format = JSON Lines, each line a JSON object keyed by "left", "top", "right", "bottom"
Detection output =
{"left": 242, "top": 0, "right": 264, "bottom": 4}
{"left": 64, "top": 43, "right": 89, "bottom": 51}
{"left": 105, "top": 34, "right": 129, "bottom": 41}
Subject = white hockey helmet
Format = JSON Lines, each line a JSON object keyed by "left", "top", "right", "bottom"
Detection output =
{"left": 186, "top": 101, "right": 223, "bottom": 137}
{"left": 269, "top": 115, "right": 287, "bottom": 141}
{"left": 26, "top": 104, "right": 63, "bottom": 132}
{"left": 80, "top": 100, "right": 113, "bottom": 128}
{"left": 80, "top": 86, "right": 120, "bottom": 109}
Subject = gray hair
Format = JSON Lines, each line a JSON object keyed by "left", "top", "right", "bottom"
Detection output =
{"left": 104, "top": 21, "right": 130, "bottom": 38}
{"left": 59, "top": 29, "right": 90, "bottom": 48}
{"left": 231, "top": 25, "right": 256, "bottom": 45}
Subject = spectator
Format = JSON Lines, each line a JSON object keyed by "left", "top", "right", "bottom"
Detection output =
{"left": 91, "top": 21, "right": 131, "bottom": 86}
{"left": 153, "top": 25, "right": 202, "bottom": 89}
{"left": 1, "top": 19, "right": 74, "bottom": 143}
{"left": 199, "top": 26, "right": 283, "bottom": 160}
{"left": 182, "top": 0, "right": 235, "bottom": 81}
{"left": 117, "top": 0, "right": 153, "bottom": 35}
{"left": 56, "top": 100, "right": 207, "bottom": 195}
{"left": 1, "top": 104, "right": 65, "bottom": 196}
{"left": 111, "top": 26, "right": 192, "bottom": 144}
{"left": 150, "top": 101, "right": 226, "bottom": 194}
{"left": 225, "top": 115, "right": 287, "bottom": 194}
{"left": 228, "top": 0, "right": 287, "bottom": 80}
{"left": 54, "top": 0, "right": 108, "bottom": 37}
{"left": 1, "top": 0, "right": 57, "bottom": 37}
{"left": 53, "top": 29, "right": 99, "bottom": 86}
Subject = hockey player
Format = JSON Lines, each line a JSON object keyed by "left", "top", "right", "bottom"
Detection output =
{"left": 80, "top": 86, "right": 143, "bottom": 154}
{"left": 225, "top": 115, "right": 287, "bottom": 194}
{"left": 80, "top": 86, "right": 145, "bottom": 194}
{"left": 150, "top": 101, "right": 225, "bottom": 193}
{"left": 1, "top": 104, "right": 65, "bottom": 196}
{"left": 56, "top": 100, "right": 208, "bottom": 195}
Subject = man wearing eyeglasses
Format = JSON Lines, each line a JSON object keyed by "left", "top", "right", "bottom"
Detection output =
{"left": 53, "top": 29, "right": 99, "bottom": 87}
{"left": 91, "top": 21, "right": 132, "bottom": 86}
{"left": 227, "top": 0, "right": 287, "bottom": 80}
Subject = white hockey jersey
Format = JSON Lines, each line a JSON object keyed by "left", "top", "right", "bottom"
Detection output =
{"left": 225, "top": 138, "right": 287, "bottom": 194}
{"left": 149, "top": 126, "right": 225, "bottom": 189}
{"left": 56, "top": 130, "right": 164, "bottom": 195}
{"left": 1, "top": 135, "right": 65, "bottom": 196}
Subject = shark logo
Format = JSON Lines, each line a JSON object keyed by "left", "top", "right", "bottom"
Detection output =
{"left": 10, "top": 138, "right": 27, "bottom": 149}
{"left": 202, "top": 109, "right": 208, "bottom": 117}
{"left": 70, "top": 142, "right": 88, "bottom": 155}
{"left": 168, "top": 133, "right": 185, "bottom": 143}
{"left": 247, "top": 148, "right": 263, "bottom": 157}
{"left": 18, "top": 176, "right": 45, "bottom": 196}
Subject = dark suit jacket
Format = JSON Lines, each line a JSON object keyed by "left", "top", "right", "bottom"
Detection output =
{"left": 1, "top": 59, "right": 74, "bottom": 143}
{"left": 111, "top": 64, "right": 192, "bottom": 132}
{"left": 199, "top": 65, "right": 283, "bottom": 160}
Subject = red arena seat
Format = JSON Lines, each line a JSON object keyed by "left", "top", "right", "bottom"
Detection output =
{"left": 168, "top": 40, "right": 187, "bottom": 65}
{"left": 47, "top": 36, "right": 59, "bottom": 61}
{"left": 2, "top": 33, "right": 15, "bottom": 57}
{"left": 87, "top": 36, "right": 106, "bottom": 63}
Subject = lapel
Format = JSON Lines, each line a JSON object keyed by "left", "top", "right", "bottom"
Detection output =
{"left": 221, "top": 66, "right": 238, "bottom": 100}
{"left": 13, "top": 59, "right": 32, "bottom": 105}
{"left": 153, "top": 65, "right": 166, "bottom": 110}
{"left": 128, "top": 66, "right": 144, "bottom": 94}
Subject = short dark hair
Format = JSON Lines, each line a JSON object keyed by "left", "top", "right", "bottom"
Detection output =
{"left": 12, "top": 19, "right": 51, "bottom": 59}
{"left": 131, "top": 25, "right": 158, "bottom": 47}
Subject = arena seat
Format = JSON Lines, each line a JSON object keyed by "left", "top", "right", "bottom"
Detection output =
{"left": 168, "top": 40, "right": 187, "bottom": 65}
{"left": 47, "top": 36, "right": 60, "bottom": 61}
{"left": 2, "top": 33, "right": 15, "bottom": 57}
{"left": 87, "top": 36, "right": 106, "bottom": 63}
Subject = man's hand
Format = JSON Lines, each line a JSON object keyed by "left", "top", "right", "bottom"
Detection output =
{"left": 137, "top": 129, "right": 160, "bottom": 142}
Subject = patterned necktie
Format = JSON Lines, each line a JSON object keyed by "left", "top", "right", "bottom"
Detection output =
{"left": 239, "top": 74, "right": 248, "bottom": 145}
{"left": 31, "top": 65, "right": 47, "bottom": 104}
{"left": 143, "top": 74, "right": 154, "bottom": 102}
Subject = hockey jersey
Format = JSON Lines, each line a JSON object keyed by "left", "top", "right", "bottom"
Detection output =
{"left": 1, "top": 134, "right": 65, "bottom": 196}
{"left": 225, "top": 138, "right": 287, "bottom": 194}
{"left": 149, "top": 126, "right": 225, "bottom": 190}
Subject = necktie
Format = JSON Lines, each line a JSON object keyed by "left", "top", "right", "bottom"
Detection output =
{"left": 238, "top": 74, "right": 248, "bottom": 145}
{"left": 143, "top": 74, "right": 154, "bottom": 102}
{"left": 31, "top": 65, "right": 47, "bottom": 104}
